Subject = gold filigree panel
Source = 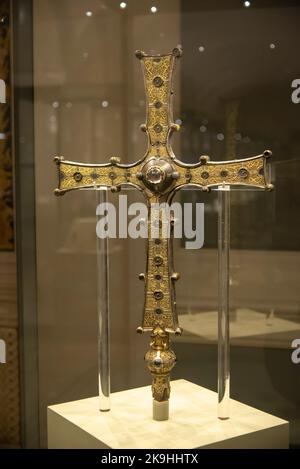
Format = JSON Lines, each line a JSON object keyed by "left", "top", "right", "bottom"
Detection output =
{"left": 142, "top": 208, "right": 176, "bottom": 331}
{"left": 142, "top": 55, "right": 175, "bottom": 146}
{"left": 174, "top": 155, "right": 267, "bottom": 189}
{"left": 57, "top": 160, "right": 144, "bottom": 193}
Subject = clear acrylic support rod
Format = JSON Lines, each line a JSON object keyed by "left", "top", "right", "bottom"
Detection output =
{"left": 218, "top": 185, "right": 230, "bottom": 419}
{"left": 96, "top": 188, "right": 110, "bottom": 411}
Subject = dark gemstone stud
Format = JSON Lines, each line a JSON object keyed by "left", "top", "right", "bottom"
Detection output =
{"left": 90, "top": 172, "right": 99, "bottom": 180}
{"left": 154, "top": 290, "right": 164, "bottom": 300}
{"left": 220, "top": 170, "right": 228, "bottom": 178}
{"left": 155, "top": 308, "right": 163, "bottom": 315}
{"left": 109, "top": 171, "right": 117, "bottom": 180}
{"left": 73, "top": 172, "right": 83, "bottom": 182}
{"left": 154, "top": 101, "right": 162, "bottom": 109}
{"left": 154, "top": 238, "right": 161, "bottom": 245}
{"left": 154, "top": 256, "right": 163, "bottom": 266}
{"left": 238, "top": 168, "right": 249, "bottom": 179}
{"left": 201, "top": 171, "right": 209, "bottom": 180}
{"left": 154, "top": 357, "right": 162, "bottom": 366}
{"left": 155, "top": 274, "right": 162, "bottom": 281}
{"left": 258, "top": 167, "right": 264, "bottom": 176}
{"left": 153, "top": 76, "right": 164, "bottom": 87}
{"left": 154, "top": 123, "right": 163, "bottom": 133}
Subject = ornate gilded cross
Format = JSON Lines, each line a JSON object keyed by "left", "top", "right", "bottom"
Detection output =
{"left": 54, "top": 46, "right": 272, "bottom": 419}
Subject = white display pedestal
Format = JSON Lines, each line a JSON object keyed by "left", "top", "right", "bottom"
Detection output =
{"left": 47, "top": 379, "right": 289, "bottom": 449}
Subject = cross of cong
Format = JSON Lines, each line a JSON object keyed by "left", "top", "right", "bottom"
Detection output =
{"left": 54, "top": 46, "right": 272, "bottom": 419}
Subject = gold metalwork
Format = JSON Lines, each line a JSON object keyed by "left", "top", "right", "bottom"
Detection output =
{"left": 54, "top": 46, "right": 273, "bottom": 411}
{"left": 145, "top": 326, "right": 176, "bottom": 402}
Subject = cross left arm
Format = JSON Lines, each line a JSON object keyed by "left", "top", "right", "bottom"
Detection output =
{"left": 54, "top": 156, "right": 145, "bottom": 195}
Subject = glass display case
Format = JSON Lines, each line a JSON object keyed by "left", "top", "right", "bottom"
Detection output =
{"left": 2, "top": 0, "right": 299, "bottom": 448}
